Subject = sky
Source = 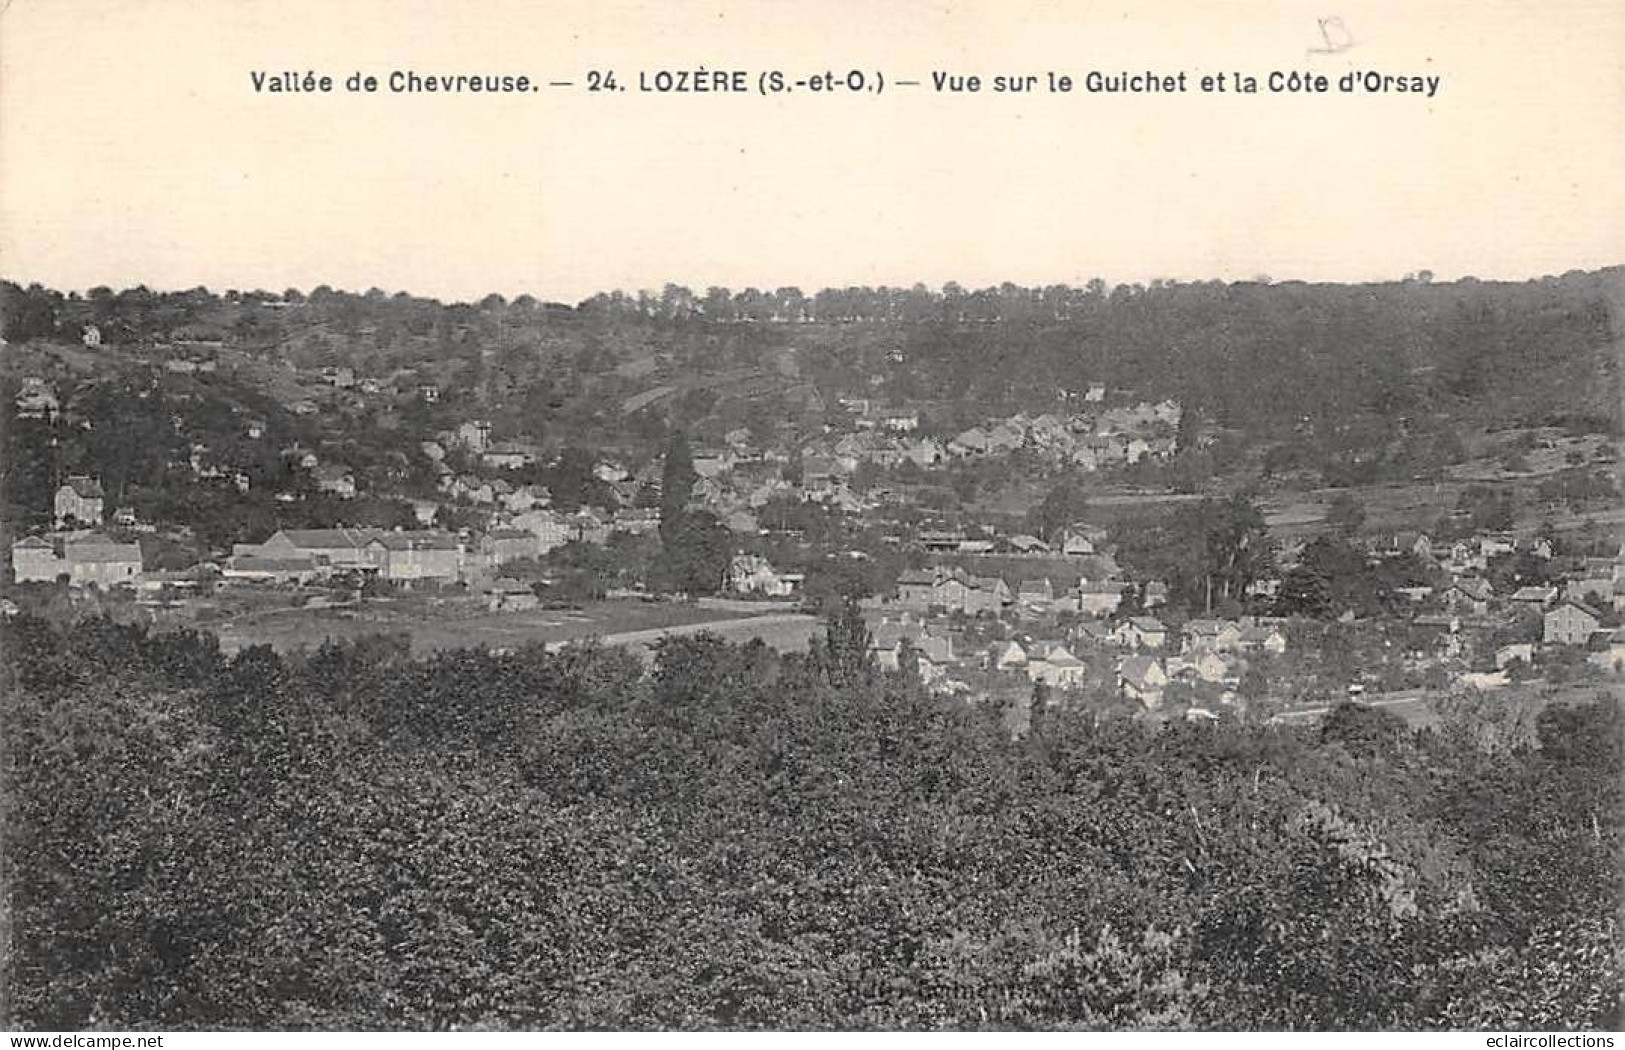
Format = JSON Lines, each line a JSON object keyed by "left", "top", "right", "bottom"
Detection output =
{"left": 2, "top": 0, "right": 1622, "bottom": 303}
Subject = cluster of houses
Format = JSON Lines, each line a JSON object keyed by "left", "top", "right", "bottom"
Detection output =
{"left": 11, "top": 533, "right": 145, "bottom": 588}
{"left": 15, "top": 376, "right": 61, "bottom": 421}
{"left": 782, "top": 398, "right": 1182, "bottom": 497}
{"left": 1346, "top": 528, "right": 1625, "bottom": 676}
{"left": 945, "top": 401, "right": 1181, "bottom": 468}
{"left": 225, "top": 528, "right": 464, "bottom": 585}
{"left": 859, "top": 605, "right": 1290, "bottom": 718}
{"left": 891, "top": 546, "right": 1143, "bottom": 619}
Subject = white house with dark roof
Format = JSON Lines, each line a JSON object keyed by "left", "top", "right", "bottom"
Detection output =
{"left": 1544, "top": 601, "right": 1605, "bottom": 646}
{"left": 54, "top": 476, "right": 105, "bottom": 528}
{"left": 11, "top": 536, "right": 61, "bottom": 583}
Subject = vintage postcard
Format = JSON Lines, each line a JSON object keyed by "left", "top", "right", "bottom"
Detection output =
{"left": 1, "top": 0, "right": 1621, "bottom": 1038}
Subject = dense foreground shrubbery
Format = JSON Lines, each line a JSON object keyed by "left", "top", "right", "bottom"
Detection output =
{"left": 2, "top": 614, "right": 1620, "bottom": 1030}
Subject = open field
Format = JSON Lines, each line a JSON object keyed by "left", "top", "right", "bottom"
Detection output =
{"left": 210, "top": 595, "right": 796, "bottom": 655}
{"left": 576, "top": 611, "right": 822, "bottom": 663}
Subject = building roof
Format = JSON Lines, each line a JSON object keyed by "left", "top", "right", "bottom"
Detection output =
{"left": 1035, "top": 645, "right": 1084, "bottom": 668}
{"left": 1119, "top": 656, "right": 1163, "bottom": 683}
{"left": 370, "top": 531, "right": 459, "bottom": 551}
{"left": 60, "top": 476, "right": 104, "bottom": 499}
{"left": 271, "top": 528, "right": 383, "bottom": 549}
{"left": 62, "top": 539, "right": 142, "bottom": 563}
{"left": 1451, "top": 578, "right": 1494, "bottom": 600}
{"left": 229, "top": 555, "right": 318, "bottom": 572}
{"left": 1547, "top": 600, "right": 1605, "bottom": 621}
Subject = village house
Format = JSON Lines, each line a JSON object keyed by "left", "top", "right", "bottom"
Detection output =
{"left": 247, "top": 528, "right": 384, "bottom": 574}
{"left": 990, "top": 639, "right": 1028, "bottom": 672}
{"left": 313, "top": 465, "right": 357, "bottom": 499}
{"left": 11, "top": 536, "right": 62, "bottom": 583}
{"left": 912, "top": 634, "right": 956, "bottom": 683}
{"left": 871, "top": 624, "right": 955, "bottom": 680}
{"left": 1455, "top": 669, "right": 1511, "bottom": 692}
{"left": 1071, "top": 620, "right": 1114, "bottom": 649}
{"left": 485, "top": 529, "right": 541, "bottom": 566}
{"left": 321, "top": 365, "right": 357, "bottom": 389}
{"left": 1005, "top": 534, "right": 1050, "bottom": 555}
{"left": 594, "top": 461, "right": 631, "bottom": 484}
{"left": 1587, "top": 629, "right": 1625, "bottom": 672}
{"left": 568, "top": 509, "right": 612, "bottom": 546}
{"left": 284, "top": 446, "right": 321, "bottom": 470}
{"left": 691, "top": 448, "right": 732, "bottom": 478}
{"left": 486, "top": 577, "right": 540, "bottom": 612}
{"left": 455, "top": 419, "right": 493, "bottom": 452}
{"left": 1026, "top": 644, "right": 1088, "bottom": 689}
{"left": 501, "top": 486, "right": 542, "bottom": 513}
{"left": 896, "top": 569, "right": 938, "bottom": 608}
{"left": 893, "top": 566, "right": 1010, "bottom": 615}
{"left": 15, "top": 377, "right": 60, "bottom": 420}
{"left": 1443, "top": 578, "right": 1494, "bottom": 617}
{"left": 366, "top": 532, "right": 462, "bottom": 585}
{"left": 1016, "top": 577, "right": 1056, "bottom": 613}
{"left": 1066, "top": 574, "right": 1117, "bottom": 614}
{"left": 872, "top": 408, "right": 920, "bottom": 433}
{"left": 917, "top": 530, "right": 966, "bottom": 553}
{"left": 1110, "top": 616, "right": 1168, "bottom": 651}
{"left": 1059, "top": 527, "right": 1108, "bottom": 557}
{"left": 482, "top": 446, "right": 535, "bottom": 471}
{"left": 612, "top": 507, "right": 662, "bottom": 536}
{"left": 61, "top": 534, "right": 144, "bottom": 588}
{"left": 901, "top": 438, "right": 945, "bottom": 468}
{"left": 511, "top": 509, "right": 571, "bottom": 554}
{"left": 1235, "top": 622, "right": 1288, "bottom": 654}
{"left": 1543, "top": 601, "right": 1605, "bottom": 646}
{"left": 1563, "top": 576, "right": 1615, "bottom": 608}
{"left": 728, "top": 554, "right": 802, "bottom": 598}
{"left": 1376, "top": 531, "right": 1433, "bottom": 561}
{"left": 1168, "top": 649, "right": 1237, "bottom": 685}
{"left": 1509, "top": 585, "right": 1559, "bottom": 609}
{"left": 54, "top": 476, "right": 106, "bottom": 528}
{"left": 938, "top": 568, "right": 1012, "bottom": 615}
{"left": 1182, "top": 619, "right": 1244, "bottom": 653}
{"left": 222, "top": 553, "right": 322, "bottom": 585}
{"left": 1118, "top": 656, "right": 1169, "bottom": 709}
{"left": 1495, "top": 642, "right": 1536, "bottom": 669}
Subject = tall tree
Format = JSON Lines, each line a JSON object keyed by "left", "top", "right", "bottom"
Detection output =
{"left": 659, "top": 431, "right": 697, "bottom": 543}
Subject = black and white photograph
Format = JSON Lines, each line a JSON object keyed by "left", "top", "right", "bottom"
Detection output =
{"left": 1, "top": 0, "right": 1621, "bottom": 1037}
